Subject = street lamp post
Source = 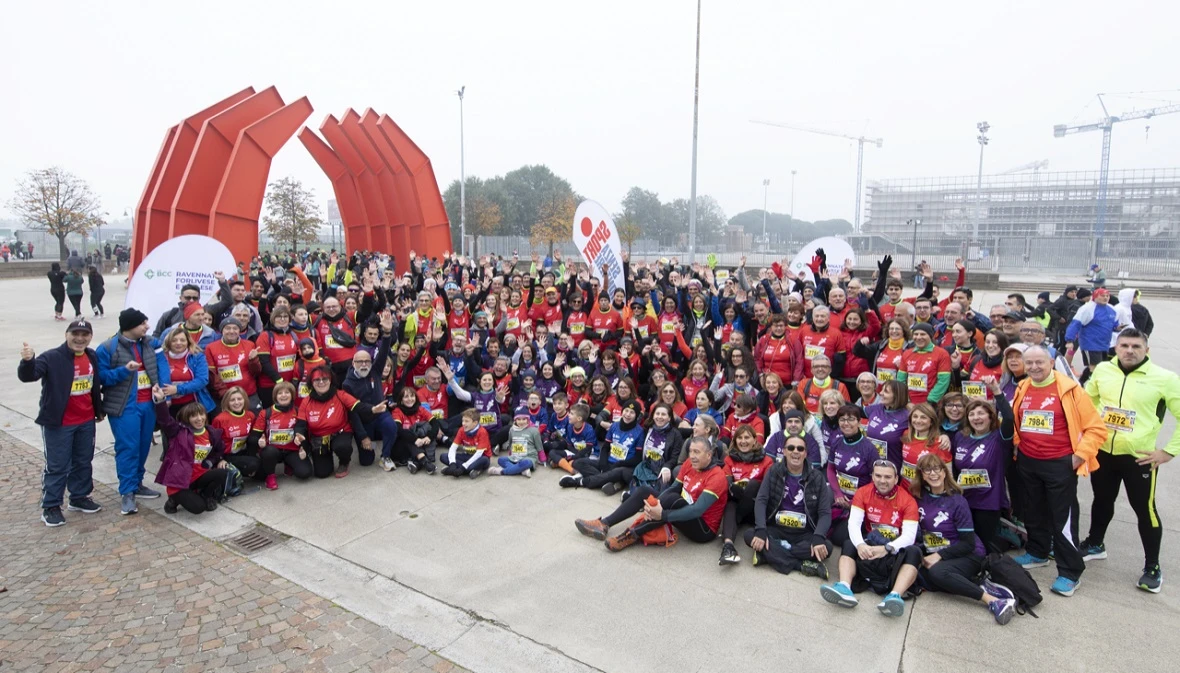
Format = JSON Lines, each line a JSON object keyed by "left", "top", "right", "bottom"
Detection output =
{"left": 790, "top": 169, "right": 797, "bottom": 218}
{"left": 687, "top": 0, "right": 701, "bottom": 264}
{"left": 761, "top": 178, "right": 770, "bottom": 245}
{"left": 457, "top": 86, "right": 466, "bottom": 257}
{"left": 973, "top": 121, "right": 989, "bottom": 243}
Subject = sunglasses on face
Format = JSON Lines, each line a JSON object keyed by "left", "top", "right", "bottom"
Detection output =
{"left": 312, "top": 377, "right": 331, "bottom": 383}
{"left": 784, "top": 445, "right": 807, "bottom": 453}
{"left": 182, "top": 295, "right": 200, "bottom": 302}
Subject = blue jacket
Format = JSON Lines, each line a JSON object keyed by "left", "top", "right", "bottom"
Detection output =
{"left": 17, "top": 343, "right": 103, "bottom": 427}
{"left": 164, "top": 351, "right": 215, "bottom": 412}
{"left": 1065, "top": 301, "right": 1119, "bottom": 351}
{"left": 96, "top": 334, "right": 171, "bottom": 414}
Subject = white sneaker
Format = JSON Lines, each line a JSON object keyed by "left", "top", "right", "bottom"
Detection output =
{"left": 381, "top": 458, "right": 396, "bottom": 472}
{"left": 523, "top": 468, "right": 533, "bottom": 478}
{"left": 486, "top": 466, "right": 504, "bottom": 476}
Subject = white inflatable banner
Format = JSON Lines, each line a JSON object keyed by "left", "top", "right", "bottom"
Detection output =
{"left": 125, "top": 235, "right": 237, "bottom": 328}
{"left": 572, "top": 200, "right": 626, "bottom": 295}
{"left": 788, "top": 236, "right": 856, "bottom": 284}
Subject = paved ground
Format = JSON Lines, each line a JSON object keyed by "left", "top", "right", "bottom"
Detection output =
{"left": 0, "top": 430, "right": 469, "bottom": 673}
{"left": 4, "top": 272, "right": 1180, "bottom": 673}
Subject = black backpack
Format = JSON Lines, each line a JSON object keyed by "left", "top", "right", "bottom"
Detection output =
{"left": 981, "top": 552, "right": 1042, "bottom": 617}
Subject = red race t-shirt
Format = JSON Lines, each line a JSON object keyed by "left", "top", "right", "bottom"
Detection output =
{"left": 851, "top": 484, "right": 919, "bottom": 542}
{"left": 297, "top": 391, "right": 359, "bottom": 436}
{"left": 677, "top": 463, "right": 729, "bottom": 533}
{"left": 212, "top": 410, "right": 255, "bottom": 455}
{"left": 1017, "top": 381, "right": 1074, "bottom": 460}
{"left": 62, "top": 353, "right": 95, "bottom": 426}
{"left": 253, "top": 407, "right": 299, "bottom": 451}
{"left": 166, "top": 354, "right": 196, "bottom": 406}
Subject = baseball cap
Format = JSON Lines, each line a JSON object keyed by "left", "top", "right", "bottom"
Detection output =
{"left": 1003, "top": 311, "right": 1025, "bottom": 321}
{"left": 67, "top": 318, "right": 93, "bottom": 334}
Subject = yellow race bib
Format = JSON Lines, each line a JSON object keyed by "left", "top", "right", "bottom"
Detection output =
{"left": 775, "top": 510, "right": 806, "bottom": 528}
{"left": 907, "top": 373, "right": 928, "bottom": 392}
{"left": 962, "top": 381, "right": 986, "bottom": 399}
{"left": 957, "top": 468, "right": 991, "bottom": 489}
{"left": 1020, "top": 410, "right": 1053, "bottom": 434}
{"left": 1102, "top": 406, "right": 1136, "bottom": 433}
{"left": 276, "top": 355, "right": 296, "bottom": 373}
{"left": 218, "top": 364, "right": 243, "bottom": 383}
{"left": 71, "top": 375, "right": 93, "bottom": 395}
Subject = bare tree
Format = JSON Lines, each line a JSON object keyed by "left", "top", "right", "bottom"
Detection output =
{"left": 7, "top": 167, "right": 103, "bottom": 261}
{"left": 262, "top": 177, "right": 323, "bottom": 253}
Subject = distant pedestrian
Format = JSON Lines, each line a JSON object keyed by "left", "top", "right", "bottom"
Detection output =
{"left": 88, "top": 265, "right": 105, "bottom": 318}
{"left": 48, "top": 262, "right": 67, "bottom": 321}
{"left": 64, "top": 267, "right": 85, "bottom": 318}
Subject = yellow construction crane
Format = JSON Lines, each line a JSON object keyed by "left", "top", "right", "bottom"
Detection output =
{"left": 751, "top": 119, "right": 882, "bottom": 232}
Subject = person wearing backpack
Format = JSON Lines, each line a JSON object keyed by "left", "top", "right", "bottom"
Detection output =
{"left": 910, "top": 454, "right": 1016, "bottom": 624}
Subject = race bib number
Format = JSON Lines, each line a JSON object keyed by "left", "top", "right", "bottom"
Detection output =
{"left": 231, "top": 436, "right": 247, "bottom": 454}
{"left": 573, "top": 441, "right": 588, "bottom": 452}
{"left": 901, "top": 462, "right": 917, "bottom": 483}
{"left": 870, "top": 438, "right": 888, "bottom": 460}
{"left": 638, "top": 325, "right": 650, "bottom": 338}
{"left": 805, "top": 345, "right": 823, "bottom": 360}
{"left": 507, "top": 317, "right": 520, "bottom": 330}
{"left": 413, "top": 375, "right": 427, "bottom": 388}
{"left": 71, "top": 375, "right": 93, "bottom": 395}
{"left": 691, "top": 334, "right": 702, "bottom": 347}
{"left": 645, "top": 446, "right": 664, "bottom": 462}
{"left": 324, "top": 335, "right": 341, "bottom": 349}
{"left": 775, "top": 510, "right": 806, "bottom": 528}
{"left": 1102, "top": 406, "right": 1136, "bottom": 433}
{"left": 957, "top": 468, "right": 991, "bottom": 489}
{"left": 298, "top": 381, "right": 311, "bottom": 398}
{"left": 661, "top": 321, "right": 676, "bottom": 334}
{"left": 680, "top": 487, "right": 695, "bottom": 505}
{"left": 837, "top": 471, "right": 857, "bottom": 496}
{"left": 570, "top": 323, "right": 585, "bottom": 335}
{"left": 276, "top": 355, "right": 296, "bottom": 373}
{"left": 715, "top": 269, "right": 730, "bottom": 286}
{"left": 269, "top": 429, "right": 293, "bottom": 445}
{"left": 218, "top": 364, "right": 243, "bottom": 383}
{"left": 137, "top": 371, "right": 152, "bottom": 390}
{"left": 873, "top": 524, "right": 899, "bottom": 541}
{"left": 923, "top": 532, "right": 948, "bottom": 550}
{"left": 962, "top": 381, "right": 987, "bottom": 400}
{"left": 479, "top": 412, "right": 497, "bottom": 427}
{"left": 877, "top": 369, "right": 896, "bottom": 384}
{"left": 610, "top": 442, "right": 628, "bottom": 461}
{"left": 1020, "top": 410, "right": 1053, "bottom": 435}
{"left": 431, "top": 408, "right": 444, "bottom": 420}
{"left": 511, "top": 441, "right": 528, "bottom": 456}
{"left": 907, "top": 373, "right": 928, "bottom": 392}
{"left": 194, "top": 445, "right": 210, "bottom": 463}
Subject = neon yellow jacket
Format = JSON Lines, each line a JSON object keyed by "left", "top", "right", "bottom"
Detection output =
{"left": 1085, "top": 357, "right": 1180, "bottom": 457}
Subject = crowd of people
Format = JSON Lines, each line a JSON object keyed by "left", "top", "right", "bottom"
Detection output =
{"left": 18, "top": 246, "right": 1178, "bottom": 627}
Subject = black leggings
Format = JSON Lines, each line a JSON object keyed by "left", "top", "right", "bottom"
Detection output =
{"left": 279, "top": 450, "right": 313, "bottom": 480}
{"left": 1088, "top": 451, "right": 1162, "bottom": 567}
{"left": 171, "top": 469, "right": 228, "bottom": 514}
{"left": 67, "top": 294, "right": 83, "bottom": 317}
{"left": 390, "top": 433, "right": 436, "bottom": 464}
{"left": 90, "top": 290, "right": 105, "bottom": 315}
{"left": 743, "top": 527, "right": 829, "bottom": 575}
{"left": 601, "top": 486, "right": 716, "bottom": 543}
{"left": 224, "top": 446, "right": 281, "bottom": 479}
{"left": 919, "top": 554, "right": 984, "bottom": 601}
{"left": 721, "top": 479, "right": 761, "bottom": 542}
{"left": 828, "top": 516, "right": 851, "bottom": 548}
{"left": 971, "top": 508, "right": 1003, "bottom": 554}
{"left": 571, "top": 457, "right": 632, "bottom": 490}
{"left": 308, "top": 432, "right": 353, "bottom": 478}
{"left": 51, "top": 290, "right": 65, "bottom": 315}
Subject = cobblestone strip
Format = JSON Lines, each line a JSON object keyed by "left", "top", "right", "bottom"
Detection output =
{"left": 0, "top": 429, "right": 469, "bottom": 673}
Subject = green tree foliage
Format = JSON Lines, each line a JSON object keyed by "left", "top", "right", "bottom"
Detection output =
{"left": 444, "top": 165, "right": 578, "bottom": 243}
{"left": 728, "top": 209, "right": 852, "bottom": 244}
{"left": 262, "top": 177, "right": 324, "bottom": 253}
{"left": 7, "top": 166, "right": 103, "bottom": 260}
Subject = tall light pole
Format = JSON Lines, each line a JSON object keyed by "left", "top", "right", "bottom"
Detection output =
{"left": 761, "top": 178, "right": 769, "bottom": 244}
{"left": 457, "top": 86, "right": 466, "bottom": 257}
{"left": 973, "top": 121, "right": 989, "bottom": 243}
{"left": 687, "top": 0, "right": 701, "bottom": 264}
{"left": 790, "top": 169, "right": 797, "bottom": 218}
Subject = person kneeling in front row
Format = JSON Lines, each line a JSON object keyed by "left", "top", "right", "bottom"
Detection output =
{"left": 745, "top": 434, "right": 834, "bottom": 578}
{"left": 153, "top": 386, "right": 228, "bottom": 515}
{"left": 573, "top": 437, "right": 728, "bottom": 551}
{"left": 820, "top": 459, "right": 921, "bottom": 617}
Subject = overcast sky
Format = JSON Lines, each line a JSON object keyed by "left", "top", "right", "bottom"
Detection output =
{"left": 2, "top": 0, "right": 1178, "bottom": 230}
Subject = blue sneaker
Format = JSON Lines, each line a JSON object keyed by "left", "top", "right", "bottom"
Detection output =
{"left": 981, "top": 578, "right": 1015, "bottom": 602}
{"left": 1050, "top": 576, "right": 1080, "bottom": 597}
{"left": 1080, "top": 539, "right": 1107, "bottom": 561}
{"left": 820, "top": 582, "right": 858, "bottom": 608}
{"left": 134, "top": 484, "right": 161, "bottom": 499}
{"left": 1013, "top": 552, "right": 1050, "bottom": 569}
{"left": 120, "top": 494, "right": 138, "bottom": 516}
{"left": 877, "top": 592, "right": 905, "bottom": 617}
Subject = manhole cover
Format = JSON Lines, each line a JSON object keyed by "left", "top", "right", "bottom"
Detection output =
{"left": 222, "top": 526, "right": 286, "bottom": 556}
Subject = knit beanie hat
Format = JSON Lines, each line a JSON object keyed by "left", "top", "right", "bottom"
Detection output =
{"left": 119, "top": 308, "right": 150, "bottom": 333}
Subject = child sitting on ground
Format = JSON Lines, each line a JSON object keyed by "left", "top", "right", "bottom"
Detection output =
{"left": 153, "top": 385, "right": 229, "bottom": 514}
{"left": 440, "top": 408, "right": 492, "bottom": 478}
{"left": 489, "top": 407, "right": 543, "bottom": 477}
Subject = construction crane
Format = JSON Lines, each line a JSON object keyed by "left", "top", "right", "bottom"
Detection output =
{"left": 999, "top": 159, "right": 1049, "bottom": 174}
{"left": 1053, "top": 94, "right": 1180, "bottom": 247}
{"left": 751, "top": 119, "right": 883, "bottom": 232}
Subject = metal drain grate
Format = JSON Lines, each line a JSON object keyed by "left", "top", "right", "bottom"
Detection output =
{"left": 222, "top": 526, "right": 286, "bottom": 556}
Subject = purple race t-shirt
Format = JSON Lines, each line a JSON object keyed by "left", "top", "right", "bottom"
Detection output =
{"left": 952, "top": 431, "right": 1010, "bottom": 511}
{"left": 918, "top": 491, "right": 986, "bottom": 557}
